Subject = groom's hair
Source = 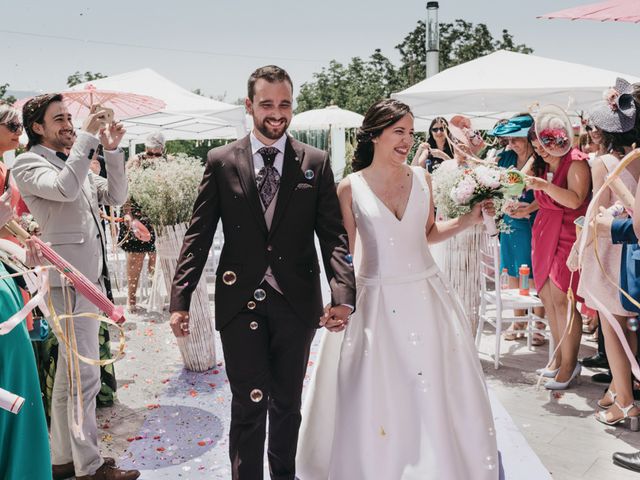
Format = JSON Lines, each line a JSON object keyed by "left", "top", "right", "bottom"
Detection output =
{"left": 247, "top": 65, "right": 293, "bottom": 100}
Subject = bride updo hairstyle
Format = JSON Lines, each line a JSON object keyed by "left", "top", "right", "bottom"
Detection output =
{"left": 352, "top": 99, "right": 413, "bottom": 172}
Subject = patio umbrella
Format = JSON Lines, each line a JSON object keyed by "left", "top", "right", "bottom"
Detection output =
{"left": 290, "top": 106, "right": 364, "bottom": 181}
{"left": 539, "top": 0, "right": 640, "bottom": 23}
{"left": 15, "top": 84, "right": 166, "bottom": 121}
{"left": 290, "top": 105, "right": 364, "bottom": 130}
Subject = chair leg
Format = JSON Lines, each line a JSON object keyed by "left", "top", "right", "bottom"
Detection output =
{"left": 475, "top": 317, "right": 484, "bottom": 347}
{"left": 494, "top": 310, "right": 502, "bottom": 369}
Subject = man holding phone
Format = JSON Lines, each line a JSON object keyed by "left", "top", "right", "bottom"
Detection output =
{"left": 13, "top": 94, "right": 138, "bottom": 480}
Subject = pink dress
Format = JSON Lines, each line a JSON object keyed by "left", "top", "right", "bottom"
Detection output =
{"left": 577, "top": 154, "right": 637, "bottom": 316}
{"left": 532, "top": 149, "right": 590, "bottom": 298}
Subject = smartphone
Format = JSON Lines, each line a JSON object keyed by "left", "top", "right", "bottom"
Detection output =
{"left": 573, "top": 216, "right": 585, "bottom": 228}
{"left": 91, "top": 104, "right": 114, "bottom": 126}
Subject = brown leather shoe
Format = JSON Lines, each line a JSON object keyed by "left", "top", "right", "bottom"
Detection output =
{"left": 76, "top": 463, "right": 140, "bottom": 480}
{"left": 53, "top": 458, "right": 117, "bottom": 480}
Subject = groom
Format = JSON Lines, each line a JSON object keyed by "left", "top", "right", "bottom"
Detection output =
{"left": 169, "top": 65, "right": 356, "bottom": 479}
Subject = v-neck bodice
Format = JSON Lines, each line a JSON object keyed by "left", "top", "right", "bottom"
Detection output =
{"left": 349, "top": 166, "right": 436, "bottom": 280}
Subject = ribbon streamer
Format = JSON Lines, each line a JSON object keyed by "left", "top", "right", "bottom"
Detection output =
{"left": 576, "top": 149, "right": 640, "bottom": 381}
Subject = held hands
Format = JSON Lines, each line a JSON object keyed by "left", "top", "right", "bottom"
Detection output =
{"left": 170, "top": 310, "right": 190, "bottom": 337}
{"left": 319, "top": 304, "right": 352, "bottom": 332}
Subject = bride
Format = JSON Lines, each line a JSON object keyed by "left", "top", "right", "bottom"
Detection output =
{"left": 296, "top": 99, "right": 499, "bottom": 480}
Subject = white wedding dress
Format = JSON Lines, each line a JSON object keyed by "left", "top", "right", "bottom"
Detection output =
{"left": 296, "top": 167, "right": 498, "bottom": 480}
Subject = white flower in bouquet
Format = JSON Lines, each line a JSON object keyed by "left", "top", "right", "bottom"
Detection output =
{"left": 474, "top": 165, "right": 501, "bottom": 189}
{"left": 431, "top": 161, "right": 471, "bottom": 219}
{"left": 127, "top": 153, "right": 205, "bottom": 231}
{"left": 450, "top": 176, "right": 477, "bottom": 204}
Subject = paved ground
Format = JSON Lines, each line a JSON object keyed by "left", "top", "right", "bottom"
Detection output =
{"left": 94, "top": 288, "right": 640, "bottom": 480}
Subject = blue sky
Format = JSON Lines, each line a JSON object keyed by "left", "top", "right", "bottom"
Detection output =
{"left": 2, "top": 0, "right": 639, "bottom": 102}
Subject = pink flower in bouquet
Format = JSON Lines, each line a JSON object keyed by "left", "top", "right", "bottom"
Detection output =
{"left": 474, "top": 165, "right": 501, "bottom": 189}
{"left": 450, "top": 176, "right": 477, "bottom": 204}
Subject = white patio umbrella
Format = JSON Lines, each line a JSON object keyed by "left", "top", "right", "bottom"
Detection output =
{"left": 290, "top": 106, "right": 364, "bottom": 180}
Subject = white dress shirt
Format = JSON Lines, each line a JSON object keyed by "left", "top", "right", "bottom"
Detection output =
{"left": 250, "top": 131, "right": 287, "bottom": 177}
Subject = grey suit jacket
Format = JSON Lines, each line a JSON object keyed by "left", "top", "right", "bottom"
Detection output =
{"left": 12, "top": 132, "right": 128, "bottom": 286}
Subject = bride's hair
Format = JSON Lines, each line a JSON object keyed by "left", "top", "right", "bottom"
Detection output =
{"left": 352, "top": 99, "right": 413, "bottom": 172}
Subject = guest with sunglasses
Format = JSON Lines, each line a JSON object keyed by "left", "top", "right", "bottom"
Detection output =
{"left": 412, "top": 117, "right": 453, "bottom": 172}
{"left": 118, "top": 131, "right": 164, "bottom": 312}
{"left": 0, "top": 101, "right": 52, "bottom": 480}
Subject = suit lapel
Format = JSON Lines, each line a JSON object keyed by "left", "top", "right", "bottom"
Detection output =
{"left": 234, "top": 137, "right": 268, "bottom": 235}
{"left": 269, "top": 137, "right": 304, "bottom": 239}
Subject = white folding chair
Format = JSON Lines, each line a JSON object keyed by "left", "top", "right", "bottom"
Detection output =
{"left": 476, "top": 233, "right": 554, "bottom": 369}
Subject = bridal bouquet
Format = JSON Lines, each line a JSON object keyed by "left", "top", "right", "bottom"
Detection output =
{"left": 431, "top": 161, "right": 526, "bottom": 234}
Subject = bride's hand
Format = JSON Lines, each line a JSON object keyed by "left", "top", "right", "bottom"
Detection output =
{"left": 468, "top": 200, "right": 495, "bottom": 225}
{"left": 319, "top": 304, "right": 350, "bottom": 332}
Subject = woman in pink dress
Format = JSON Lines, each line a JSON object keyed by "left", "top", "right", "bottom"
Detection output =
{"left": 526, "top": 106, "right": 591, "bottom": 390}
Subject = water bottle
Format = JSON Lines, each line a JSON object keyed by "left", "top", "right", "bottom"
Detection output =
{"left": 500, "top": 268, "right": 509, "bottom": 290}
{"left": 519, "top": 264, "right": 530, "bottom": 296}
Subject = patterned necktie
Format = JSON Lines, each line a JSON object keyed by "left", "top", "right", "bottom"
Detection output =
{"left": 256, "top": 146, "right": 280, "bottom": 209}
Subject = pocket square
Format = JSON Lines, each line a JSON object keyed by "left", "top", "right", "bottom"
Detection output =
{"left": 295, "top": 183, "right": 314, "bottom": 190}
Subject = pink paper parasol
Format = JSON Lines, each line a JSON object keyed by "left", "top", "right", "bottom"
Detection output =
{"left": 15, "top": 84, "right": 166, "bottom": 120}
{"left": 3, "top": 220, "right": 125, "bottom": 324}
{"left": 539, "top": 0, "right": 640, "bottom": 23}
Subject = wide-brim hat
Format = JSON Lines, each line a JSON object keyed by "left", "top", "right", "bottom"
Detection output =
{"left": 534, "top": 105, "right": 573, "bottom": 157}
{"left": 488, "top": 115, "right": 533, "bottom": 138}
{"left": 589, "top": 77, "right": 637, "bottom": 133}
{"left": 448, "top": 115, "right": 485, "bottom": 155}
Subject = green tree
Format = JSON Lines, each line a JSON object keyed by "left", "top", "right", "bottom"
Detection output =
{"left": 66, "top": 71, "right": 107, "bottom": 87}
{"left": 0, "top": 84, "right": 16, "bottom": 105}
{"left": 296, "top": 20, "right": 533, "bottom": 114}
{"left": 296, "top": 49, "right": 404, "bottom": 114}
{"left": 396, "top": 19, "right": 533, "bottom": 83}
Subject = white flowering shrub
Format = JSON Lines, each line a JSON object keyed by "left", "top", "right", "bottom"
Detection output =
{"left": 127, "top": 154, "right": 205, "bottom": 230}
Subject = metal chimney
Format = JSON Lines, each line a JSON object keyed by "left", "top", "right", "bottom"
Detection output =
{"left": 426, "top": 1, "right": 440, "bottom": 78}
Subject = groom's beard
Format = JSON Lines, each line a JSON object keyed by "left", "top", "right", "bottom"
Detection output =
{"left": 255, "top": 117, "right": 289, "bottom": 140}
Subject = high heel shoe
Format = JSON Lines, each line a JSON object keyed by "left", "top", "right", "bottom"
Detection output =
{"left": 544, "top": 363, "right": 582, "bottom": 390}
{"left": 536, "top": 367, "right": 560, "bottom": 378}
{"left": 595, "top": 401, "right": 640, "bottom": 431}
{"left": 597, "top": 390, "right": 617, "bottom": 409}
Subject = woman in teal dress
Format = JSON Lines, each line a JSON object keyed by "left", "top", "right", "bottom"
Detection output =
{"left": 489, "top": 114, "right": 546, "bottom": 345}
{"left": 0, "top": 103, "right": 51, "bottom": 480}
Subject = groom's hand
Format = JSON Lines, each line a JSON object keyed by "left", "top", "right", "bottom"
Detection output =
{"left": 319, "top": 304, "right": 352, "bottom": 332}
{"left": 170, "top": 310, "right": 190, "bottom": 337}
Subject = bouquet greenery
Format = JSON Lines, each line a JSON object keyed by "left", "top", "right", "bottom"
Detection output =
{"left": 127, "top": 154, "right": 204, "bottom": 230}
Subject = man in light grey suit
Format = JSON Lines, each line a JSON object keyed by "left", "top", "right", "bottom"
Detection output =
{"left": 13, "top": 93, "right": 139, "bottom": 480}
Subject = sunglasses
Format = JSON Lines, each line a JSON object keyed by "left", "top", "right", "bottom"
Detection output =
{"left": 431, "top": 127, "right": 445, "bottom": 133}
{"left": 145, "top": 151, "right": 164, "bottom": 157}
{"left": 2, "top": 121, "right": 23, "bottom": 133}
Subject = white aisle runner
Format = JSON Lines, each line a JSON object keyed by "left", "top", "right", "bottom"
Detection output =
{"left": 118, "top": 327, "right": 550, "bottom": 479}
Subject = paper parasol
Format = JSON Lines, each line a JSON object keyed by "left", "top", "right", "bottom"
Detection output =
{"left": 15, "top": 84, "right": 165, "bottom": 121}
{"left": 2, "top": 220, "right": 125, "bottom": 324}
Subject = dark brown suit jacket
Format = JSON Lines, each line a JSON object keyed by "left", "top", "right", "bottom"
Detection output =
{"left": 170, "top": 134, "right": 356, "bottom": 330}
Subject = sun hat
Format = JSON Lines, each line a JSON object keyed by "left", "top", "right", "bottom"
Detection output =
{"left": 448, "top": 115, "right": 485, "bottom": 154}
{"left": 534, "top": 105, "right": 573, "bottom": 157}
{"left": 589, "top": 77, "right": 637, "bottom": 133}
{"left": 488, "top": 115, "right": 533, "bottom": 138}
